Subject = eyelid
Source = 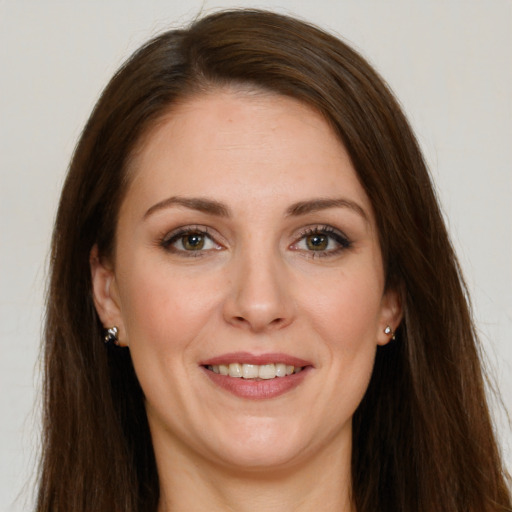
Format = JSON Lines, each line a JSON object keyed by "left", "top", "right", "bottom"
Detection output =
{"left": 159, "top": 225, "right": 224, "bottom": 254}
{"left": 290, "top": 224, "right": 351, "bottom": 256}
{"left": 157, "top": 223, "right": 351, "bottom": 258}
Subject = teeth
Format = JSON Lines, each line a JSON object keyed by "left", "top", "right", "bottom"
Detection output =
{"left": 242, "top": 364, "right": 259, "bottom": 379}
{"left": 275, "top": 363, "right": 287, "bottom": 377}
{"left": 228, "top": 363, "right": 242, "bottom": 378}
{"left": 258, "top": 364, "right": 276, "bottom": 380}
{"left": 208, "top": 362, "right": 302, "bottom": 379}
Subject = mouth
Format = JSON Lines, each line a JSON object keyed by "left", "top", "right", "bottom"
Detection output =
{"left": 204, "top": 363, "right": 304, "bottom": 380}
{"left": 199, "top": 352, "right": 313, "bottom": 399}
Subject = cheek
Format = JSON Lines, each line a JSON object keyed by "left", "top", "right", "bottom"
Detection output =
{"left": 319, "top": 277, "right": 382, "bottom": 391}
{"left": 116, "top": 260, "right": 221, "bottom": 354}
{"left": 115, "top": 261, "right": 224, "bottom": 417}
{"left": 304, "top": 268, "right": 383, "bottom": 352}
{"left": 302, "top": 265, "right": 382, "bottom": 404}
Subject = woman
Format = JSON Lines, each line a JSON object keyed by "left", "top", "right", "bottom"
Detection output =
{"left": 37, "top": 9, "right": 511, "bottom": 512}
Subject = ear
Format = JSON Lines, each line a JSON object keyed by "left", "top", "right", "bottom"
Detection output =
{"left": 90, "top": 245, "right": 128, "bottom": 347}
{"left": 376, "top": 286, "right": 403, "bottom": 346}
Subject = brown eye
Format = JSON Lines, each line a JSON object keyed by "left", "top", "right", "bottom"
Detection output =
{"left": 182, "top": 233, "right": 205, "bottom": 250}
{"left": 306, "top": 234, "right": 328, "bottom": 251}
{"left": 162, "top": 227, "right": 221, "bottom": 255}
{"left": 291, "top": 226, "right": 351, "bottom": 257}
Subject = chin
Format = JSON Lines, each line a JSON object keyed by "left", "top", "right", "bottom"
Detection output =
{"left": 199, "top": 415, "right": 341, "bottom": 472}
{"left": 212, "top": 437, "right": 306, "bottom": 472}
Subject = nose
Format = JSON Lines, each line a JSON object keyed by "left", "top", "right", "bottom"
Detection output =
{"left": 222, "top": 248, "right": 294, "bottom": 333}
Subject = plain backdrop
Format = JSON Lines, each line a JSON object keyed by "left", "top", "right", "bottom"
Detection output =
{"left": 1, "top": 1, "right": 511, "bottom": 510}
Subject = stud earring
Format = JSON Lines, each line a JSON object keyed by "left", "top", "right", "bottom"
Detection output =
{"left": 384, "top": 325, "right": 396, "bottom": 340}
{"left": 103, "top": 326, "right": 119, "bottom": 346}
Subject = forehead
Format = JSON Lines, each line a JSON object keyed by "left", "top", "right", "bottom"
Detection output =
{"left": 122, "top": 90, "right": 373, "bottom": 220}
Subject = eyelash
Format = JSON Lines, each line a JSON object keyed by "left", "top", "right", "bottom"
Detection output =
{"left": 159, "top": 225, "right": 220, "bottom": 258}
{"left": 159, "top": 224, "right": 351, "bottom": 258}
{"left": 292, "top": 225, "right": 351, "bottom": 259}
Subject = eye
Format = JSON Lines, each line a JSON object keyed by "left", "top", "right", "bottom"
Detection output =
{"left": 304, "top": 233, "right": 330, "bottom": 251}
{"left": 161, "top": 227, "right": 222, "bottom": 255}
{"left": 291, "top": 226, "right": 351, "bottom": 257}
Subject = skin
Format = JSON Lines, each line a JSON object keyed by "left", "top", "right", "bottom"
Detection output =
{"left": 91, "top": 90, "right": 402, "bottom": 512}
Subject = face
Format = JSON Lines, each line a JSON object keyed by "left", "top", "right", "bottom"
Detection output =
{"left": 91, "top": 90, "right": 401, "bottom": 472}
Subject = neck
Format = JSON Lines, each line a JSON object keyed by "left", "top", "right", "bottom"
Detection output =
{"left": 154, "top": 430, "right": 355, "bottom": 512}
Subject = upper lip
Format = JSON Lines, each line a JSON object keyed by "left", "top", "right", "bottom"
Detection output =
{"left": 199, "top": 352, "right": 313, "bottom": 368}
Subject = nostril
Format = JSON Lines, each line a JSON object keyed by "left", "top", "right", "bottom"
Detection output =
{"left": 233, "top": 315, "right": 285, "bottom": 327}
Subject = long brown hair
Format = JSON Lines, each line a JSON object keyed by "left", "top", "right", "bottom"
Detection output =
{"left": 38, "top": 9, "right": 511, "bottom": 512}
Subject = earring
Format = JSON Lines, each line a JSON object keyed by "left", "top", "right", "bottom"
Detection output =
{"left": 384, "top": 325, "right": 396, "bottom": 340}
{"left": 104, "top": 326, "right": 119, "bottom": 346}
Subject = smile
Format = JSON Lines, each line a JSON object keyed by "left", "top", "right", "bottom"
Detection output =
{"left": 205, "top": 363, "right": 303, "bottom": 380}
{"left": 200, "top": 353, "right": 312, "bottom": 399}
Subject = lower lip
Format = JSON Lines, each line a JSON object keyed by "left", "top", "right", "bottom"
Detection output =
{"left": 202, "top": 367, "right": 311, "bottom": 399}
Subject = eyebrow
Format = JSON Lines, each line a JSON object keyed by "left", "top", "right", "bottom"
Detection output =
{"left": 285, "top": 198, "right": 368, "bottom": 221}
{"left": 143, "top": 195, "right": 368, "bottom": 221}
{"left": 144, "top": 196, "right": 231, "bottom": 219}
